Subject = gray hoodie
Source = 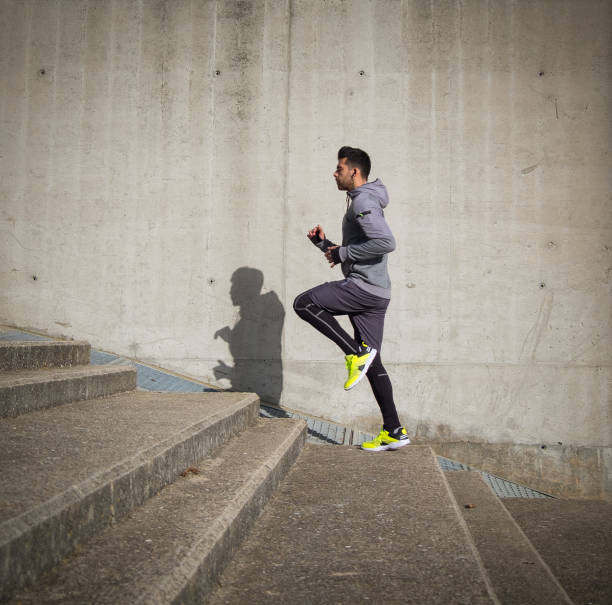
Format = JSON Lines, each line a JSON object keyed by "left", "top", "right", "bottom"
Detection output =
{"left": 317, "top": 179, "right": 396, "bottom": 299}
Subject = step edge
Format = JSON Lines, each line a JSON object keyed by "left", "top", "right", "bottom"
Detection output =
{"left": 479, "top": 473, "right": 575, "bottom": 603}
{"left": 0, "top": 365, "right": 137, "bottom": 384}
{"left": 0, "top": 342, "right": 92, "bottom": 371}
{"left": 143, "top": 418, "right": 307, "bottom": 605}
{"left": 435, "top": 455, "right": 503, "bottom": 605}
{"left": 447, "top": 471, "right": 575, "bottom": 605}
{"left": 0, "top": 366, "right": 138, "bottom": 418}
{"left": 0, "top": 393, "right": 260, "bottom": 600}
{"left": 0, "top": 393, "right": 260, "bottom": 543}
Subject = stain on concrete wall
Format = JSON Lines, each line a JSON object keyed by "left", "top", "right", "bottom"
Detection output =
{"left": 0, "top": 0, "right": 610, "bottom": 494}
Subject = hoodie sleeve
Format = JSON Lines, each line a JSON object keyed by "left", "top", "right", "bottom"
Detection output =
{"left": 339, "top": 197, "right": 396, "bottom": 262}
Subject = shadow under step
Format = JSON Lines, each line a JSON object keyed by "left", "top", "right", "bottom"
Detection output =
{"left": 0, "top": 391, "right": 259, "bottom": 600}
{"left": 0, "top": 365, "right": 137, "bottom": 417}
{"left": 9, "top": 417, "right": 307, "bottom": 605}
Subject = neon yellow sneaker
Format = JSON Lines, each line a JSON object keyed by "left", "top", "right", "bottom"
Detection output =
{"left": 361, "top": 427, "right": 411, "bottom": 452}
{"left": 344, "top": 345, "right": 377, "bottom": 390}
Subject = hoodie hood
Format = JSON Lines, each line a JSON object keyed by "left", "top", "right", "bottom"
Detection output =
{"left": 347, "top": 178, "right": 389, "bottom": 208}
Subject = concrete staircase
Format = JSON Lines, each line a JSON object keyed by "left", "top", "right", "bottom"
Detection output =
{"left": 207, "top": 445, "right": 575, "bottom": 605}
{"left": 0, "top": 339, "right": 306, "bottom": 603}
{"left": 1, "top": 337, "right": 609, "bottom": 604}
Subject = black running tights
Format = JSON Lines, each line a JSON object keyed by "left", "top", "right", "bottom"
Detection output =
{"left": 293, "top": 291, "right": 401, "bottom": 431}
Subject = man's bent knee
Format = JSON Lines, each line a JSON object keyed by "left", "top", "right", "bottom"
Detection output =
{"left": 293, "top": 291, "right": 311, "bottom": 314}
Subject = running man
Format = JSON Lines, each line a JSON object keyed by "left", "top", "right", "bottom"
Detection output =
{"left": 293, "top": 146, "right": 410, "bottom": 451}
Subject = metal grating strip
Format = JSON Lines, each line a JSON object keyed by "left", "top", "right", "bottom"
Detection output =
{"left": 0, "top": 330, "right": 49, "bottom": 341}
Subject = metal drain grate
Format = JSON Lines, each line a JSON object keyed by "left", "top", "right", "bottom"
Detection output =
{"left": 437, "top": 455, "right": 552, "bottom": 498}
{"left": 437, "top": 455, "right": 471, "bottom": 472}
{"left": 0, "top": 330, "right": 49, "bottom": 341}
{"left": 260, "top": 404, "right": 348, "bottom": 445}
{"left": 480, "top": 472, "right": 552, "bottom": 499}
{"left": 89, "top": 349, "right": 217, "bottom": 392}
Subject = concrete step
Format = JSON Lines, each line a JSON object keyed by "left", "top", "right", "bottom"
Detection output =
{"left": 0, "top": 340, "right": 90, "bottom": 371}
{"left": 0, "top": 365, "right": 137, "bottom": 417}
{"left": 505, "top": 498, "right": 612, "bottom": 605}
{"left": 208, "top": 444, "right": 497, "bottom": 604}
{"left": 0, "top": 391, "right": 260, "bottom": 600}
{"left": 446, "top": 471, "right": 573, "bottom": 604}
{"left": 8, "top": 417, "right": 307, "bottom": 605}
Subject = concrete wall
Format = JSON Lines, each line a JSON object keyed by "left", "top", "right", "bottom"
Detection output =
{"left": 1, "top": 0, "right": 610, "bottom": 497}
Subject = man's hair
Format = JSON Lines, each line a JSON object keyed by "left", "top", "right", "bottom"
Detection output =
{"left": 338, "top": 146, "right": 371, "bottom": 180}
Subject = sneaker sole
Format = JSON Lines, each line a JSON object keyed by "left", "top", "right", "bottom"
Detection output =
{"left": 361, "top": 438, "right": 411, "bottom": 452}
{"left": 344, "top": 348, "right": 378, "bottom": 391}
{"left": 360, "top": 444, "right": 389, "bottom": 452}
{"left": 387, "top": 438, "right": 411, "bottom": 449}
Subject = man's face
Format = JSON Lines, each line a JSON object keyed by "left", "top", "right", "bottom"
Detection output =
{"left": 333, "top": 157, "right": 353, "bottom": 191}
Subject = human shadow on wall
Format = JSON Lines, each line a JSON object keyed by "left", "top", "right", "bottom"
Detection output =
{"left": 213, "top": 267, "right": 284, "bottom": 405}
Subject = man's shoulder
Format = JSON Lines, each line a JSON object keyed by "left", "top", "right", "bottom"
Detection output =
{"left": 351, "top": 191, "right": 382, "bottom": 214}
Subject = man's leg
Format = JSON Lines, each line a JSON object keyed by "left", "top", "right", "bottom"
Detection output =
{"left": 366, "top": 355, "right": 401, "bottom": 432}
{"left": 293, "top": 281, "right": 377, "bottom": 389}
{"left": 293, "top": 286, "right": 359, "bottom": 356}
{"left": 349, "top": 301, "right": 410, "bottom": 450}
{"left": 362, "top": 356, "right": 410, "bottom": 450}
{"left": 348, "top": 313, "right": 401, "bottom": 432}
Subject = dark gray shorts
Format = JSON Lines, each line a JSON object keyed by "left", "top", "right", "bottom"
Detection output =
{"left": 306, "top": 279, "right": 389, "bottom": 351}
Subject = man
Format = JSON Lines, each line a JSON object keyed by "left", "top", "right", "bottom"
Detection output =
{"left": 293, "top": 146, "right": 409, "bottom": 451}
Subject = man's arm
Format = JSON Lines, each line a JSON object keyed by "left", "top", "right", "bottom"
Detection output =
{"left": 307, "top": 224, "right": 340, "bottom": 268}
{"left": 307, "top": 224, "right": 337, "bottom": 252}
{"left": 338, "top": 202, "right": 395, "bottom": 263}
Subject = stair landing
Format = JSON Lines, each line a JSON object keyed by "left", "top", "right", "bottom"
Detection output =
{"left": 209, "top": 444, "right": 496, "bottom": 604}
